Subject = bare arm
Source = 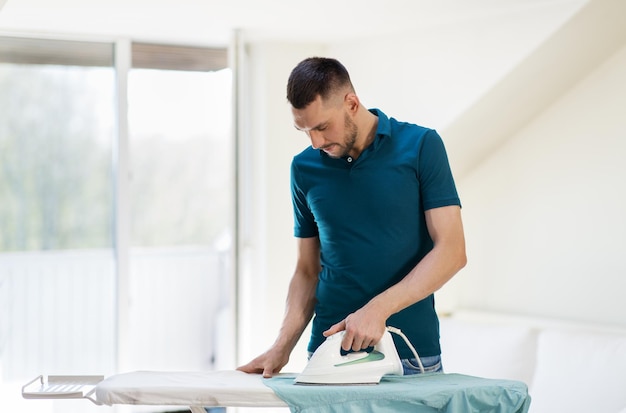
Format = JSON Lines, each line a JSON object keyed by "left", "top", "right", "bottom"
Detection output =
{"left": 237, "top": 236, "right": 320, "bottom": 377}
{"left": 326, "top": 205, "right": 467, "bottom": 351}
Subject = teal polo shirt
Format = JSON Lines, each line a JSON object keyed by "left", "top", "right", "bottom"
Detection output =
{"left": 290, "top": 109, "right": 461, "bottom": 359}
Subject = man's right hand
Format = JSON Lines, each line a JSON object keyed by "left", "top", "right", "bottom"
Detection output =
{"left": 236, "top": 346, "right": 290, "bottom": 378}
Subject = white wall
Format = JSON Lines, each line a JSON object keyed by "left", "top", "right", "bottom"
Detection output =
{"left": 453, "top": 44, "right": 626, "bottom": 326}
{"left": 327, "top": 2, "right": 584, "bottom": 132}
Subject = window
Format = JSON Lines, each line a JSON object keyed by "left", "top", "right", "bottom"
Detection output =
{"left": 0, "top": 36, "right": 233, "bottom": 413}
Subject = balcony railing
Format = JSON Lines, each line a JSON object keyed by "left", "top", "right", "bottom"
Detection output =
{"left": 0, "top": 246, "right": 232, "bottom": 383}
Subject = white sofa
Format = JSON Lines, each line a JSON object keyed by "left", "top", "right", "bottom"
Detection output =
{"left": 438, "top": 310, "right": 626, "bottom": 413}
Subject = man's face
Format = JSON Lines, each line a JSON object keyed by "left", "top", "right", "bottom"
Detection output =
{"left": 292, "top": 94, "right": 358, "bottom": 159}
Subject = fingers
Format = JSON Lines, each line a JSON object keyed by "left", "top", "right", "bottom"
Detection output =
{"left": 323, "top": 319, "right": 346, "bottom": 337}
{"left": 349, "top": 334, "right": 372, "bottom": 352}
{"left": 236, "top": 343, "right": 292, "bottom": 379}
{"left": 237, "top": 363, "right": 276, "bottom": 378}
{"left": 342, "top": 330, "right": 377, "bottom": 352}
{"left": 236, "top": 358, "right": 280, "bottom": 378}
{"left": 236, "top": 362, "right": 262, "bottom": 375}
{"left": 322, "top": 318, "right": 372, "bottom": 351}
{"left": 322, "top": 315, "right": 386, "bottom": 352}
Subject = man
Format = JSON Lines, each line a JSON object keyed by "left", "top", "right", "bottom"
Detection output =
{"left": 237, "top": 57, "right": 466, "bottom": 378}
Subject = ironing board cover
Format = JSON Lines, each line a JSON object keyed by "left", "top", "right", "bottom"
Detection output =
{"left": 95, "top": 370, "right": 286, "bottom": 407}
{"left": 264, "top": 373, "right": 531, "bottom": 413}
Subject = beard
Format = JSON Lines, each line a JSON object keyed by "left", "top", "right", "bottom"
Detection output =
{"left": 327, "top": 112, "right": 358, "bottom": 159}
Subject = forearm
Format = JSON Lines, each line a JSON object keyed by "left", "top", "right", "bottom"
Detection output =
{"left": 273, "top": 270, "right": 318, "bottom": 352}
{"left": 368, "top": 205, "right": 467, "bottom": 319}
{"left": 273, "top": 236, "right": 321, "bottom": 352}
{"left": 368, "top": 240, "right": 466, "bottom": 319}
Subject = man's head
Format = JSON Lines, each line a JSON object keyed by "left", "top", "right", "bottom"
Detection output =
{"left": 287, "top": 57, "right": 354, "bottom": 109}
{"left": 288, "top": 58, "right": 361, "bottom": 158}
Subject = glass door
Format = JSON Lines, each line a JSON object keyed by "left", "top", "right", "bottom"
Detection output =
{"left": 126, "top": 63, "right": 235, "bottom": 372}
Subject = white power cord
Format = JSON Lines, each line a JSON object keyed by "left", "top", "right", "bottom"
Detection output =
{"left": 386, "top": 326, "right": 425, "bottom": 374}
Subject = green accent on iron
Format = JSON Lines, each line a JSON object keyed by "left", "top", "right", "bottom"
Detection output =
{"left": 334, "top": 350, "right": 385, "bottom": 367}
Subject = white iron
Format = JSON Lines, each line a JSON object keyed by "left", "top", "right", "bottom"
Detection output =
{"left": 294, "top": 328, "right": 405, "bottom": 385}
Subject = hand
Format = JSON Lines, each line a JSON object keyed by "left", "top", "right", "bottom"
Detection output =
{"left": 236, "top": 346, "right": 290, "bottom": 378}
{"left": 323, "top": 306, "right": 388, "bottom": 352}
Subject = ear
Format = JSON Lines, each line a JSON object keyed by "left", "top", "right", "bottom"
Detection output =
{"left": 344, "top": 92, "right": 360, "bottom": 113}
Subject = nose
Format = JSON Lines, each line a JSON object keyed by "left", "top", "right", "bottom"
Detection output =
{"left": 308, "top": 130, "right": 326, "bottom": 149}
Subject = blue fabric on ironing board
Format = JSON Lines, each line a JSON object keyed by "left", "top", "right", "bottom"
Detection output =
{"left": 264, "top": 373, "right": 531, "bottom": 413}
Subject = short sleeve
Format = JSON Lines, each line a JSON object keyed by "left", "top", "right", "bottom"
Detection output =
{"left": 418, "top": 130, "right": 461, "bottom": 210}
{"left": 291, "top": 160, "right": 319, "bottom": 238}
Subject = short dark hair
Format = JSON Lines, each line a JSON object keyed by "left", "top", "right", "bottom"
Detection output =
{"left": 286, "top": 57, "right": 354, "bottom": 109}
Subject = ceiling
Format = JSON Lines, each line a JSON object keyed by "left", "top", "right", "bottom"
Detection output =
{"left": 0, "top": 0, "right": 584, "bottom": 46}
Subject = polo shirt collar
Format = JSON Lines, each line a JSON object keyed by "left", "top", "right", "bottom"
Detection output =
{"left": 317, "top": 108, "right": 391, "bottom": 161}
{"left": 368, "top": 108, "right": 390, "bottom": 151}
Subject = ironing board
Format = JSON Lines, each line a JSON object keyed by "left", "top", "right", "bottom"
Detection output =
{"left": 23, "top": 371, "right": 287, "bottom": 413}
{"left": 23, "top": 370, "right": 531, "bottom": 413}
